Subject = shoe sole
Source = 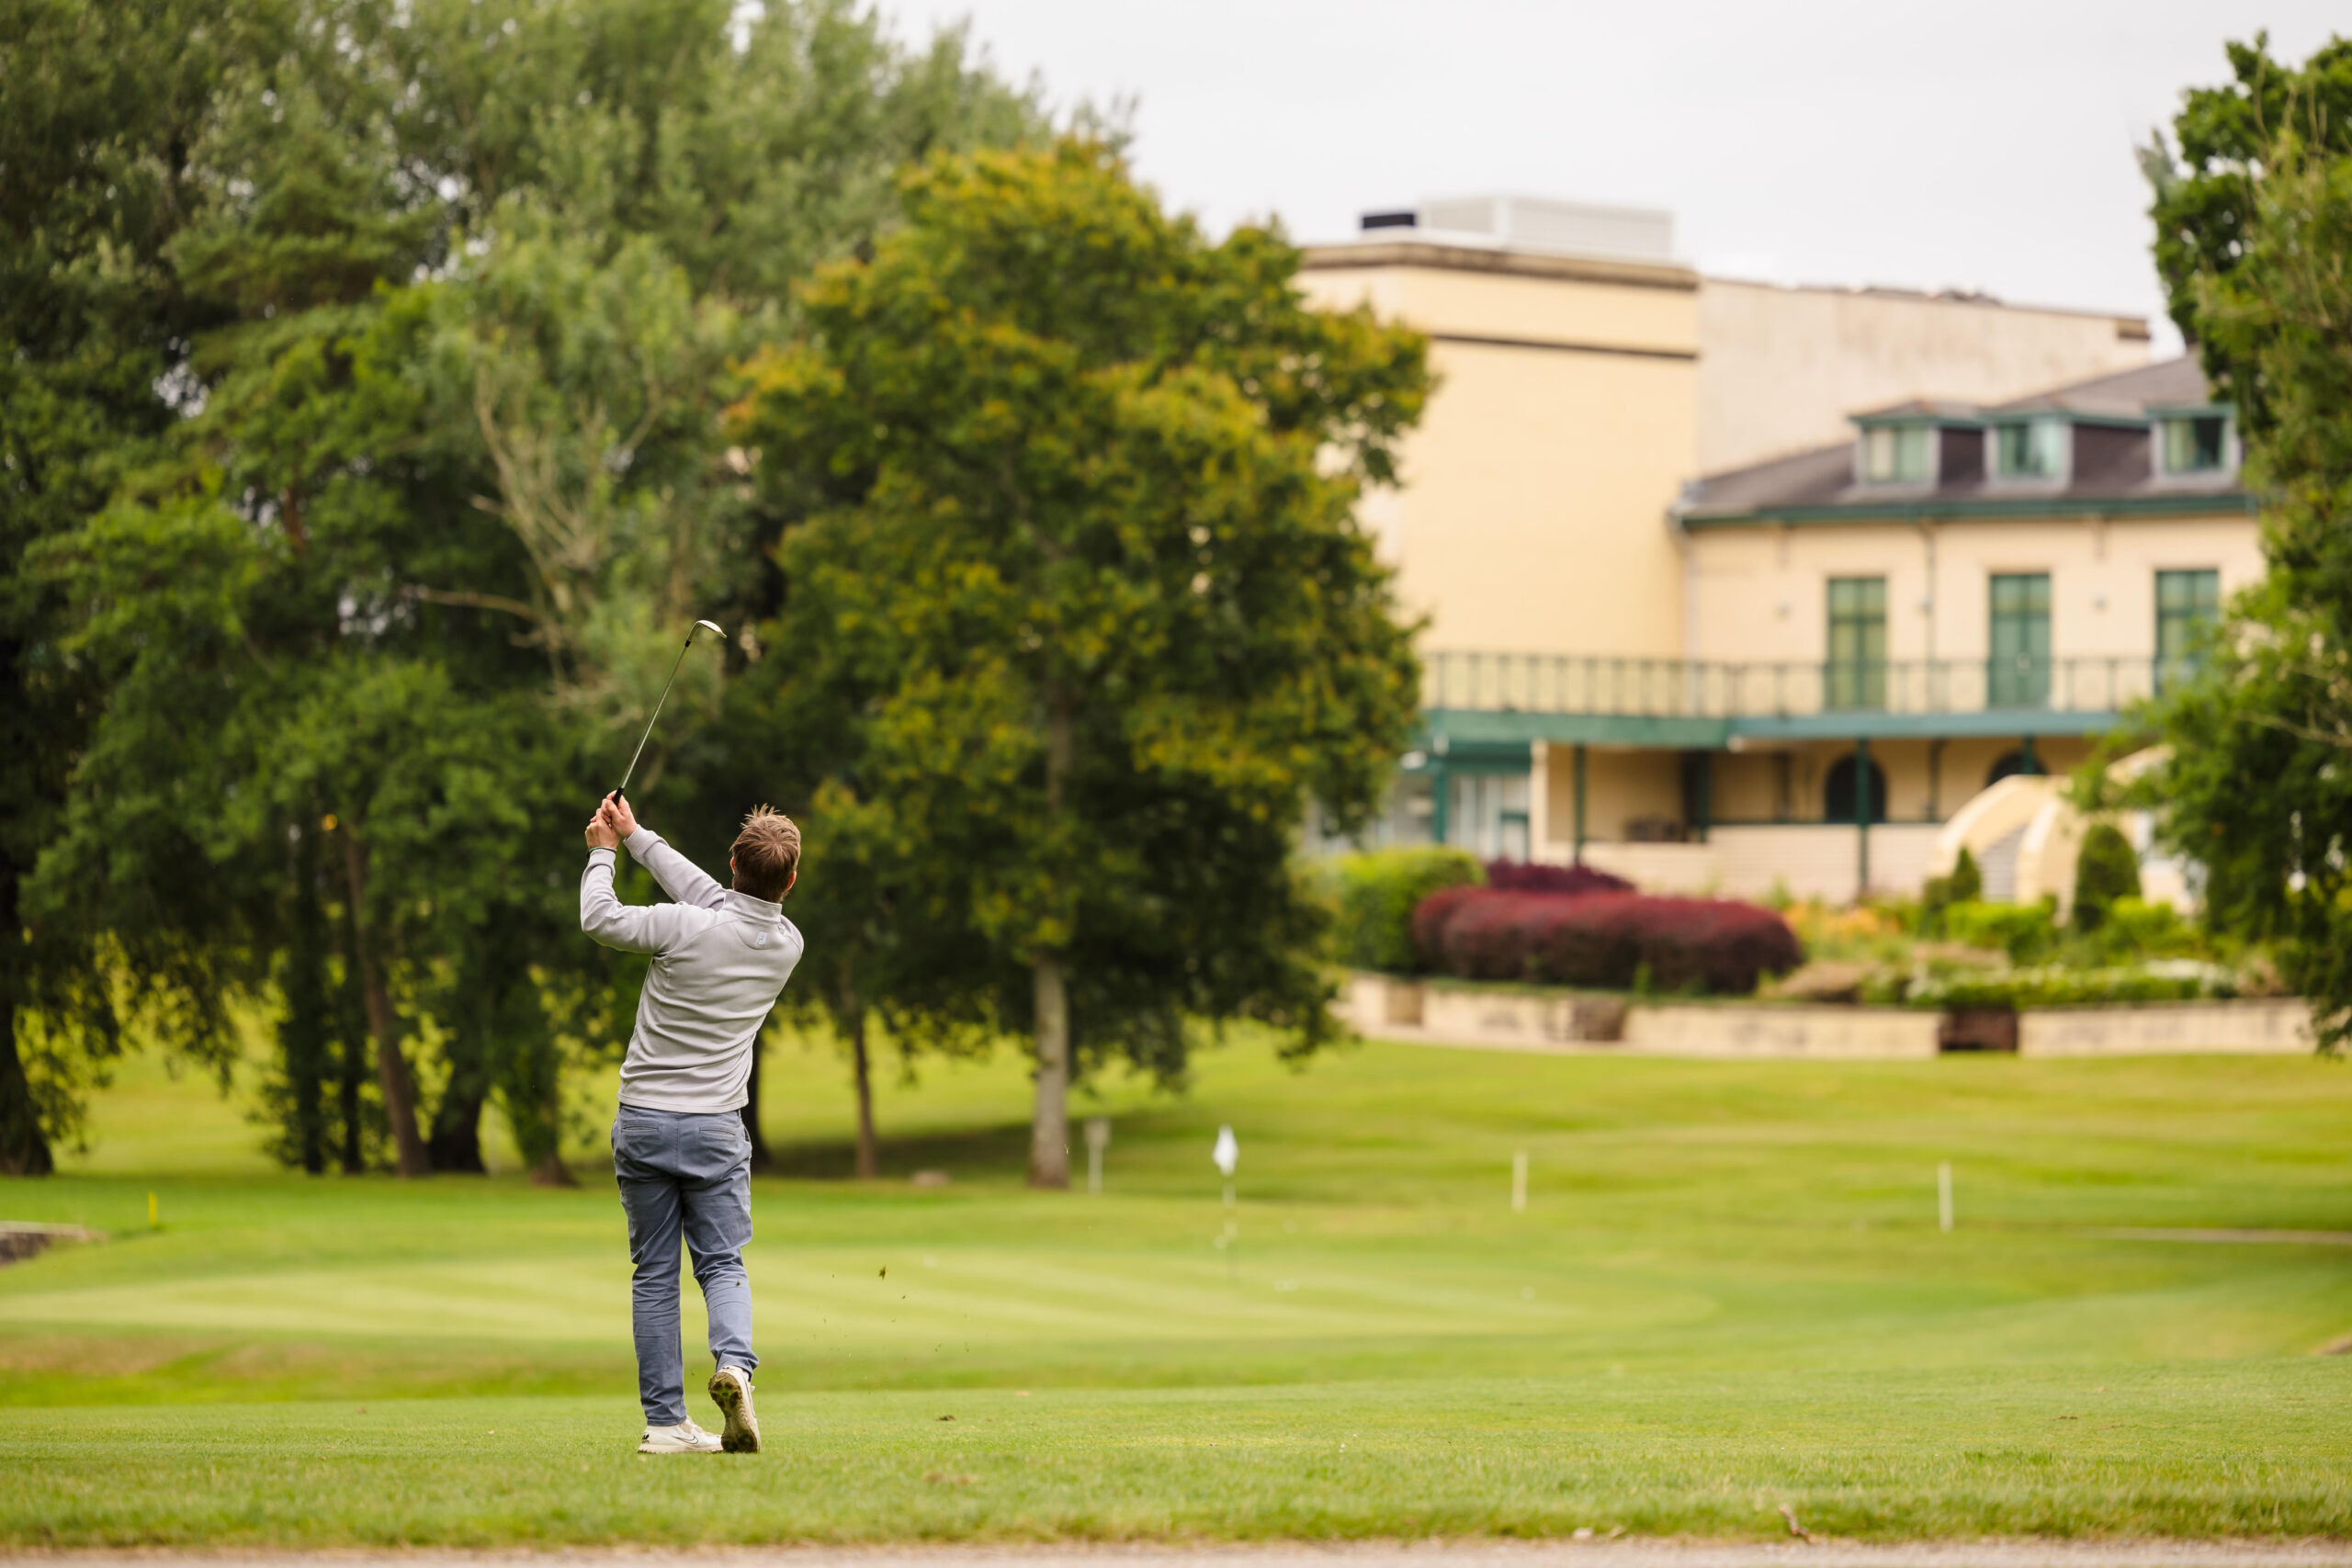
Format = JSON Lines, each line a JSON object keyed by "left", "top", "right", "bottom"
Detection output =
{"left": 709, "top": 1371, "right": 761, "bottom": 1454}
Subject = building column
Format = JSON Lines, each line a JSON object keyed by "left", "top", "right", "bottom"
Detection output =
{"left": 1694, "top": 750, "right": 1713, "bottom": 845}
{"left": 1573, "top": 743, "right": 1589, "bottom": 865}
{"left": 1855, "top": 736, "right": 1871, "bottom": 900}
{"left": 1528, "top": 742, "right": 1551, "bottom": 860}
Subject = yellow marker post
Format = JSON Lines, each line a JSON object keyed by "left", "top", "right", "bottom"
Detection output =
{"left": 148, "top": 1190, "right": 158, "bottom": 1229}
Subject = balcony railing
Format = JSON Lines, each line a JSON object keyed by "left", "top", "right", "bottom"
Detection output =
{"left": 1423, "top": 651, "right": 2180, "bottom": 718}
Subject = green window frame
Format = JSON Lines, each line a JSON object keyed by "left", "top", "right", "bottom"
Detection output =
{"left": 1992, "top": 418, "right": 2066, "bottom": 479}
{"left": 1825, "top": 576, "right": 1887, "bottom": 711}
{"left": 2160, "top": 414, "right": 2231, "bottom": 474}
{"left": 1861, "top": 424, "right": 1930, "bottom": 483}
{"left": 2154, "top": 569, "right": 2220, "bottom": 690}
{"left": 1988, "top": 572, "right": 2051, "bottom": 708}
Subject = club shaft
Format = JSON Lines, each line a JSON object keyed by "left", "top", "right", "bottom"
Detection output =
{"left": 616, "top": 635, "right": 696, "bottom": 796}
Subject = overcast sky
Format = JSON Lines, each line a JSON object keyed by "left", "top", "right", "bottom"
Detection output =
{"left": 888, "top": 0, "right": 2339, "bottom": 347}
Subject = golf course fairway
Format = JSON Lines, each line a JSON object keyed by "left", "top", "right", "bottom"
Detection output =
{"left": 1, "top": 1031, "right": 2346, "bottom": 1544}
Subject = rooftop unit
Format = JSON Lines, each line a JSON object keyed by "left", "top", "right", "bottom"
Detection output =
{"left": 1359, "top": 195, "right": 1676, "bottom": 264}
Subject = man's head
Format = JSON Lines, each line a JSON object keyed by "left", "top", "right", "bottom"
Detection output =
{"left": 729, "top": 806, "right": 801, "bottom": 901}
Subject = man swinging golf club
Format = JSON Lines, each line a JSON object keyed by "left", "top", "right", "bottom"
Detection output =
{"left": 581, "top": 620, "right": 805, "bottom": 1455}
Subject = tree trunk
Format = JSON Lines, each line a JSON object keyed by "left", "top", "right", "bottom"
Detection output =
{"left": 845, "top": 970, "right": 877, "bottom": 1180}
{"left": 279, "top": 827, "right": 334, "bottom": 1175}
{"left": 529, "top": 1062, "right": 575, "bottom": 1188}
{"left": 339, "top": 826, "right": 429, "bottom": 1177}
{"left": 335, "top": 916, "right": 368, "bottom": 1175}
{"left": 1028, "top": 955, "right": 1070, "bottom": 1188}
{"left": 0, "top": 852, "right": 52, "bottom": 1177}
{"left": 426, "top": 1086, "right": 487, "bottom": 1173}
{"left": 1028, "top": 696, "right": 1075, "bottom": 1190}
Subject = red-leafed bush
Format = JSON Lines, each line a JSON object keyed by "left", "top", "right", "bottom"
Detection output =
{"left": 1409, "top": 886, "right": 1803, "bottom": 995}
{"left": 1483, "top": 860, "right": 1634, "bottom": 896}
{"left": 1409, "top": 884, "right": 1485, "bottom": 971}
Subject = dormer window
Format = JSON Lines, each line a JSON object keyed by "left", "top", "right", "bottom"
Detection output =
{"left": 2158, "top": 411, "right": 2233, "bottom": 475}
{"left": 1992, "top": 417, "right": 2066, "bottom": 480}
{"left": 1861, "top": 424, "right": 1929, "bottom": 483}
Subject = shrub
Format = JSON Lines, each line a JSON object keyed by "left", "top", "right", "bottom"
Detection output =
{"left": 1409, "top": 883, "right": 1487, "bottom": 972}
{"left": 2095, "top": 896, "right": 2196, "bottom": 958}
{"left": 2071, "top": 822, "right": 2143, "bottom": 933}
{"left": 1416, "top": 887, "right": 1804, "bottom": 995}
{"left": 1944, "top": 897, "right": 2060, "bottom": 964}
{"left": 1331, "top": 848, "right": 1483, "bottom": 973}
{"left": 1437, "top": 891, "right": 1563, "bottom": 980}
{"left": 1919, "top": 847, "right": 1983, "bottom": 937}
{"left": 1911, "top": 960, "right": 2234, "bottom": 1010}
{"left": 1483, "top": 860, "right": 1634, "bottom": 896}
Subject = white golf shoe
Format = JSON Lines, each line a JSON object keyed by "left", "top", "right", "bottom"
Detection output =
{"left": 639, "top": 1418, "right": 723, "bottom": 1455}
{"left": 708, "top": 1364, "right": 761, "bottom": 1453}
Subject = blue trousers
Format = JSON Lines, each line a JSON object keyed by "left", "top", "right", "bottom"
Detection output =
{"left": 612, "top": 1105, "right": 759, "bottom": 1425}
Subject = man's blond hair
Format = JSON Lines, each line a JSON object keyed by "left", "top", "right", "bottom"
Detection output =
{"left": 731, "top": 806, "right": 801, "bottom": 901}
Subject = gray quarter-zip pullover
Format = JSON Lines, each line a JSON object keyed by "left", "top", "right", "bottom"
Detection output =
{"left": 582, "top": 828, "right": 804, "bottom": 1113}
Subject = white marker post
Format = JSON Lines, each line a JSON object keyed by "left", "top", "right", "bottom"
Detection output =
{"left": 1213, "top": 1126, "right": 1239, "bottom": 1281}
{"left": 1085, "top": 1117, "right": 1111, "bottom": 1195}
{"left": 1938, "top": 1161, "right": 1954, "bottom": 1233}
{"left": 1511, "top": 1150, "right": 1529, "bottom": 1213}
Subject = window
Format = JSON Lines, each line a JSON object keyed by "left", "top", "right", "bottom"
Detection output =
{"left": 1825, "top": 576, "right": 1887, "bottom": 710}
{"left": 1448, "top": 772, "right": 1530, "bottom": 861}
{"left": 1823, "top": 752, "right": 1887, "bottom": 824}
{"left": 1992, "top": 418, "right": 2066, "bottom": 479}
{"left": 2155, "top": 569, "right": 2220, "bottom": 689}
{"left": 1861, "top": 424, "right": 1930, "bottom": 483}
{"left": 1988, "top": 572, "right": 2052, "bottom": 707}
{"left": 2160, "top": 413, "right": 2231, "bottom": 474}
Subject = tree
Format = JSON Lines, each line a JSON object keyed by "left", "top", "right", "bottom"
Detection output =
{"left": 2115, "top": 36, "right": 2352, "bottom": 1048}
{"left": 733, "top": 141, "right": 1430, "bottom": 1187}
{"left": 0, "top": 0, "right": 278, "bottom": 1170}
{"left": 15, "top": 0, "right": 1044, "bottom": 1172}
{"left": 2069, "top": 823, "right": 2142, "bottom": 934}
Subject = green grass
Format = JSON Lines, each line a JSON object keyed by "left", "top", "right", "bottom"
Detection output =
{"left": 3, "top": 1032, "right": 2349, "bottom": 1543}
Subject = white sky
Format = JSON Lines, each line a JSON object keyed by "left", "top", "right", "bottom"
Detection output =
{"left": 889, "top": 0, "right": 2341, "bottom": 347}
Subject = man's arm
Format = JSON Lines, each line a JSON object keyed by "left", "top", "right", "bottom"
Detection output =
{"left": 605, "top": 795, "right": 727, "bottom": 910}
{"left": 580, "top": 801, "right": 700, "bottom": 953}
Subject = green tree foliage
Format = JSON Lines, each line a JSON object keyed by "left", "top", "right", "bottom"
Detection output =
{"left": 9, "top": 0, "right": 1042, "bottom": 1172}
{"left": 1917, "top": 847, "right": 1982, "bottom": 938}
{"left": 0, "top": 0, "right": 277, "bottom": 1171}
{"left": 2122, "top": 35, "right": 2352, "bottom": 1049}
{"left": 2069, "top": 824, "right": 2143, "bottom": 934}
{"left": 733, "top": 141, "right": 1430, "bottom": 1187}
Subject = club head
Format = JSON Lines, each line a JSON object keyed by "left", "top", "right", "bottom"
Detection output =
{"left": 693, "top": 619, "right": 725, "bottom": 640}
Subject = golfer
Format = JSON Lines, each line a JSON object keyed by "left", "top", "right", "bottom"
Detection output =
{"left": 582, "top": 795, "right": 805, "bottom": 1455}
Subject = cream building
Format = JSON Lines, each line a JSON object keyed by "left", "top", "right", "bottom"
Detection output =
{"left": 1304, "top": 199, "right": 2254, "bottom": 900}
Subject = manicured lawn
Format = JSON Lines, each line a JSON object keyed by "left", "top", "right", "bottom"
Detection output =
{"left": 2, "top": 1033, "right": 2348, "bottom": 1542}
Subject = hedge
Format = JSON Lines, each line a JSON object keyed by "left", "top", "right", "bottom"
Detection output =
{"left": 1909, "top": 960, "right": 2234, "bottom": 1010}
{"left": 1329, "top": 847, "right": 1484, "bottom": 973}
{"left": 1413, "top": 887, "right": 1804, "bottom": 996}
{"left": 1483, "top": 860, "right": 1634, "bottom": 896}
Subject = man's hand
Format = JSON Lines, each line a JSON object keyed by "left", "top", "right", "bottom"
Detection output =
{"left": 585, "top": 801, "right": 620, "bottom": 852}
{"left": 603, "top": 792, "right": 640, "bottom": 840}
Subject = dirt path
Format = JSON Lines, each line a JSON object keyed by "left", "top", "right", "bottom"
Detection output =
{"left": 22, "top": 1542, "right": 2352, "bottom": 1567}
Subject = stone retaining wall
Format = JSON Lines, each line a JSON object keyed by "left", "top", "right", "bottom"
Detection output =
{"left": 2018, "top": 998, "right": 2312, "bottom": 1056}
{"left": 1341, "top": 974, "right": 2314, "bottom": 1061}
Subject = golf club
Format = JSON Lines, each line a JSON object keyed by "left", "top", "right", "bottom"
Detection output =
{"left": 608, "top": 619, "right": 725, "bottom": 807}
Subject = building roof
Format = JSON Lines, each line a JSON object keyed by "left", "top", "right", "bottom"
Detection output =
{"left": 1677, "top": 356, "right": 2249, "bottom": 526}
